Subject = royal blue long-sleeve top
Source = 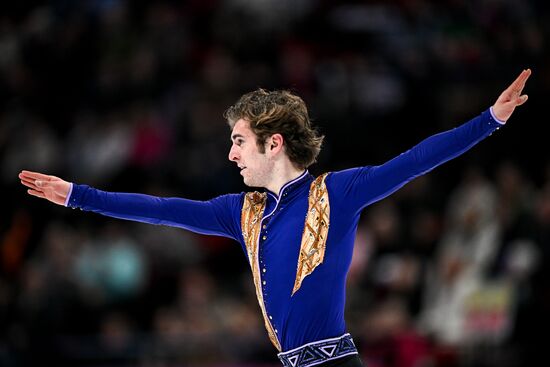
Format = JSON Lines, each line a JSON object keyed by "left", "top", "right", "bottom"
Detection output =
{"left": 66, "top": 108, "right": 504, "bottom": 352}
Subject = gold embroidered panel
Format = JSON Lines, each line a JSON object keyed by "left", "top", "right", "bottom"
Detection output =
{"left": 292, "top": 173, "right": 330, "bottom": 295}
{"left": 241, "top": 191, "right": 282, "bottom": 351}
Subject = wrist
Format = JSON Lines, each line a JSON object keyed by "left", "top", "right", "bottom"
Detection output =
{"left": 489, "top": 106, "right": 506, "bottom": 125}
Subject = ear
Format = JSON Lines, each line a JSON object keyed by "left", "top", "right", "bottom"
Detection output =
{"left": 268, "top": 133, "right": 284, "bottom": 154}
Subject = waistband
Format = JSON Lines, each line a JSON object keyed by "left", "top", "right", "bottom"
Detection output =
{"left": 278, "top": 333, "right": 358, "bottom": 367}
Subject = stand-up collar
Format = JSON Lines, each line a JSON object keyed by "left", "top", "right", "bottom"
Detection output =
{"left": 266, "top": 170, "right": 312, "bottom": 199}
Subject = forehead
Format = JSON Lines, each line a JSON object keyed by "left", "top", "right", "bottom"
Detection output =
{"left": 231, "top": 119, "right": 254, "bottom": 139}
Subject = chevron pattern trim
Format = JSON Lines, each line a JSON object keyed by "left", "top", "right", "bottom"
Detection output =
{"left": 278, "top": 333, "right": 358, "bottom": 367}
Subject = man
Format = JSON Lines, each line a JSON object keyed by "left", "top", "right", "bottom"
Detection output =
{"left": 19, "top": 69, "right": 531, "bottom": 367}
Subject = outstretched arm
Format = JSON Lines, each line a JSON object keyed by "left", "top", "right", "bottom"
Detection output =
{"left": 328, "top": 69, "right": 532, "bottom": 214}
{"left": 19, "top": 170, "right": 244, "bottom": 240}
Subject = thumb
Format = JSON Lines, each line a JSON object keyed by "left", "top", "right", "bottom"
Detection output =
{"left": 519, "top": 94, "right": 529, "bottom": 104}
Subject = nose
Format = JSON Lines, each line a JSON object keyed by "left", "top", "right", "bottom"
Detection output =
{"left": 228, "top": 144, "right": 239, "bottom": 162}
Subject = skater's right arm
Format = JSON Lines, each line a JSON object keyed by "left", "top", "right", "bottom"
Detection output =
{"left": 18, "top": 170, "right": 243, "bottom": 240}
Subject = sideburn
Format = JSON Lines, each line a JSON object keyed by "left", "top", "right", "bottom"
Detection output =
{"left": 255, "top": 136, "right": 267, "bottom": 154}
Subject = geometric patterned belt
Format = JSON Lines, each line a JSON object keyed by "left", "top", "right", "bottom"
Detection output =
{"left": 278, "top": 333, "right": 358, "bottom": 367}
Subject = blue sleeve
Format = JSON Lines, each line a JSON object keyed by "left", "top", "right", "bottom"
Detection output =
{"left": 327, "top": 108, "right": 503, "bottom": 215}
{"left": 67, "top": 185, "right": 244, "bottom": 241}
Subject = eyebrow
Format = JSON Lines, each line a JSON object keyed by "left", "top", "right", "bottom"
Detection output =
{"left": 231, "top": 133, "right": 244, "bottom": 141}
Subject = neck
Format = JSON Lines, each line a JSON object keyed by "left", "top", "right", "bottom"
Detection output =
{"left": 265, "top": 162, "right": 305, "bottom": 196}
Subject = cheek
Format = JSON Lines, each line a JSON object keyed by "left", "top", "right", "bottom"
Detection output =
{"left": 245, "top": 149, "right": 261, "bottom": 164}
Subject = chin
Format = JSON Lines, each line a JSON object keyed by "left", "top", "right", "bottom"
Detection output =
{"left": 243, "top": 177, "right": 261, "bottom": 188}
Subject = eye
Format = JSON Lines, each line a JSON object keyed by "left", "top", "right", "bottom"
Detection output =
{"left": 236, "top": 139, "right": 244, "bottom": 146}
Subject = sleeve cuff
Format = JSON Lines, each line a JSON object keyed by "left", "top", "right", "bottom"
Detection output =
{"left": 489, "top": 106, "right": 506, "bottom": 125}
{"left": 64, "top": 183, "right": 74, "bottom": 207}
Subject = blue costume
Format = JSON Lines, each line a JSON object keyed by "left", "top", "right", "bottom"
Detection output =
{"left": 66, "top": 108, "right": 504, "bottom": 367}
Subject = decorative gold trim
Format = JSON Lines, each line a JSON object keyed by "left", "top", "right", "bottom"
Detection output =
{"left": 292, "top": 173, "right": 330, "bottom": 295}
{"left": 241, "top": 191, "right": 282, "bottom": 351}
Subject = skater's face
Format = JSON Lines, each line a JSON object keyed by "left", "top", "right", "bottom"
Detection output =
{"left": 228, "top": 119, "right": 275, "bottom": 188}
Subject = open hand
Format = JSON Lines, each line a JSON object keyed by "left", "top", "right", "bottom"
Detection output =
{"left": 492, "top": 69, "right": 531, "bottom": 122}
{"left": 19, "top": 170, "right": 71, "bottom": 206}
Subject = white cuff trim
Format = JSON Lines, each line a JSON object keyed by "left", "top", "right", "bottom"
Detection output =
{"left": 64, "top": 183, "right": 74, "bottom": 207}
{"left": 489, "top": 106, "right": 506, "bottom": 125}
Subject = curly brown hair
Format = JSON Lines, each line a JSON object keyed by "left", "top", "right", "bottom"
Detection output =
{"left": 223, "top": 89, "right": 324, "bottom": 170}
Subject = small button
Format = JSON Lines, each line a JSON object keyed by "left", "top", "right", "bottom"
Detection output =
{"left": 263, "top": 281, "right": 266, "bottom": 285}
{"left": 269, "top": 315, "right": 273, "bottom": 320}
{"left": 262, "top": 236, "right": 267, "bottom": 240}
{"left": 262, "top": 268, "right": 266, "bottom": 273}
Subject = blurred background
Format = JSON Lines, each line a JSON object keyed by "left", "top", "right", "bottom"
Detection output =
{"left": 1, "top": 1, "right": 549, "bottom": 366}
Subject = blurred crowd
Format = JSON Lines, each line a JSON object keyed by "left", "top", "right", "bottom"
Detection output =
{"left": 1, "top": 1, "right": 549, "bottom": 366}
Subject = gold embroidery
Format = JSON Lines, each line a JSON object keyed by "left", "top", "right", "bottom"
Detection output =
{"left": 241, "top": 191, "right": 282, "bottom": 351}
{"left": 292, "top": 173, "right": 330, "bottom": 295}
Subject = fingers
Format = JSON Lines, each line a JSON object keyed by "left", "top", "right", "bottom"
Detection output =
{"left": 517, "top": 94, "right": 529, "bottom": 105}
{"left": 19, "top": 170, "right": 68, "bottom": 205}
{"left": 19, "top": 170, "right": 58, "bottom": 199}
{"left": 492, "top": 69, "right": 531, "bottom": 122}
{"left": 20, "top": 174, "right": 54, "bottom": 190}
{"left": 20, "top": 178, "right": 38, "bottom": 190}
{"left": 19, "top": 170, "right": 53, "bottom": 181}
{"left": 506, "top": 94, "right": 529, "bottom": 107}
{"left": 508, "top": 68, "right": 531, "bottom": 95}
{"left": 19, "top": 170, "right": 57, "bottom": 191}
